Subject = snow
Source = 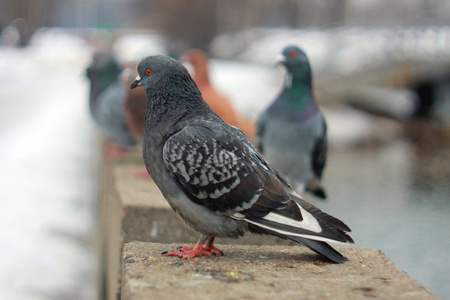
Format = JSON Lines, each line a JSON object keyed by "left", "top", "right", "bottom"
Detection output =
{"left": 112, "top": 32, "right": 168, "bottom": 65}
{"left": 0, "top": 29, "right": 99, "bottom": 300}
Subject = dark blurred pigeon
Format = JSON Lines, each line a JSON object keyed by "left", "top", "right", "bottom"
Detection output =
{"left": 121, "top": 64, "right": 150, "bottom": 177}
{"left": 256, "top": 46, "right": 328, "bottom": 200}
{"left": 121, "top": 66, "right": 147, "bottom": 143}
{"left": 86, "top": 52, "right": 138, "bottom": 154}
{"left": 131, "top": 55, "right": 353, "bottom": 263}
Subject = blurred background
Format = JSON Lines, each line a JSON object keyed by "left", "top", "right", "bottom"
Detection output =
{"left": 1, "top": 0, "right": 449, "bottom": 299}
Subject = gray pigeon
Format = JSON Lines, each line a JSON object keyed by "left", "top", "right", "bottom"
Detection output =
{"left": 131, "top": 55, "right": 353, "bottom": 263}
{"left": 86, "top": 52, "right": 138, "bottom": 148}
{"left": 256, "top": 46, "right": 327, "bottom": 199}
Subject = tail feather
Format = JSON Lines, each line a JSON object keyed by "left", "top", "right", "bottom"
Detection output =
{"left": 238, "top": 193, "right": 353, "bottom": 263}
{"left": 292, "top": 194, "right": 352, "bottom": 234}
{"left": 246, "top": 213, "right": 350, "bottom": 244}
{"left": 306, "top": 179, "right": 327, "bottom": 200}
{"left": 247, "top": 223, "right": 348, "bottom": 263}
{"left": 308, "top": 186, "right": 327, "bottom": 199}
{"left": 289, "top": 236, "right": 348, "bottom": 263}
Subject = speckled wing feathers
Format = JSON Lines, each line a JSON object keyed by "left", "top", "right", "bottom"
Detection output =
{"left": 163, "top": 122, "right": 289, "bottom": 215}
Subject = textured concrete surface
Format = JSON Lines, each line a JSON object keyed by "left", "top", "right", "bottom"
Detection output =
{"left": 122, "top": 242, "right": 437, "bottom": 300}
{"left": 99, "top": 151, "right": 445, "bottom": 300}
{"left": 97, "top": 147, "right": 148, "bottom": 300}
{"left": 99, "top": 161, "right": 296, "bottom": 300}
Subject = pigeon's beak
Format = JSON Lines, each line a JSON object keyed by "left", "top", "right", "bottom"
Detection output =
{"left": 130, "top": 75, "right": 142, "bottom": 89}
{"left": 275, "top": 54, "right": 286, "bottom": 65}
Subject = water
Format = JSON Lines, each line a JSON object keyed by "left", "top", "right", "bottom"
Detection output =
{"left": 315, "top": 127, "right": 450, "bottom": 299}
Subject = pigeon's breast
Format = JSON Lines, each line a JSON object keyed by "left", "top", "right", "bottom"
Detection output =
{"left": 95, "top": 84, "right": 137, "bottom": 146}
{"left": 153, "top": 168, "right": 247, "bottom": 238}
{"left": 168, "top": 190, "right": 247, "bottom": 238}
{"left": 262, "top": 114, "right": 323, "bottom": 184}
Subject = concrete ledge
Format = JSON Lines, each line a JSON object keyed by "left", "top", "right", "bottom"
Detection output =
{"left": 100, "top": 151, "right": 437, "bottom": 299}
{"left": 100, "top": 161, "right": 295, "bottom": 299}
{"left": 122, "top": 242, "right": 436, "bottom": 300}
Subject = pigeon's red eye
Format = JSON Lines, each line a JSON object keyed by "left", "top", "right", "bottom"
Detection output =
{"left": 289, "top": 51, "right": 298, "bottom": 58}
{"left": 146, "top": 69, "right": 152, "bottom": 75}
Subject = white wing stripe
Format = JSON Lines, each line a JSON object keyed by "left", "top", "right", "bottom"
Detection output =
{"left": 243, "top": 218, "right": 349, "bottom": 247}
{"left": 261, "top": 202, "right": 322, "bottom": 233}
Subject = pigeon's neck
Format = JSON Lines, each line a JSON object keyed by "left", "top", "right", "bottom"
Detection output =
{"left": 286, "top": 75, "right": 315, "bottom": 108}
{"left": 89, "top": 74, "right": 119, "bottom": 115}
{"left": 285, "top": 69, "right": 312, "bottom": 89}
{"left": 144, "top": 76, "right": 206, "bottom": 135}
{"left": 269, "top": 73, "right": 318, "bottom": 120}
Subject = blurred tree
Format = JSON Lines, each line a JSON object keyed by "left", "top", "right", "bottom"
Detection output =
{"left": 146, "top": 0, "right": 218, "bottom": 55}
{"left": 1, "top": 0, "right": 449, "bottom": 49}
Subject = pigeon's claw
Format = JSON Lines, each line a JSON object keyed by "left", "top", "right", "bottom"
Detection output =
{"left": 166, "top": 244, "right": 212, "bottom": 259}
{"left": 166, "top": 239, "right": 223, "bottom": 259}
{"left": 204, "top": 244, "right": 224, "bottom": 256}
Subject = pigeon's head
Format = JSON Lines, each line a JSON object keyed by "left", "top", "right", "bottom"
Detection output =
{"left": 130, "top": 55, "right": 191, "bottom": 91}
{"left": 86, "top": 52, "right": 121, "bottom": 91}
{"left": 277, "top": 46, "right": 311, "bottom": 79}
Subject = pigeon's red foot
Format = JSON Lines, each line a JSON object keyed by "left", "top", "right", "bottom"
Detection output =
{"left": 132, "top": 168, "right": 151, "bottom": 178}
{"left": 166, "top": 240, "right": 223, "bottom": 259}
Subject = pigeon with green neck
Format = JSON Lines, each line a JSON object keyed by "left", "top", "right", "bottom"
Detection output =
{"left": 257, "top": 46, "right": 328, "bottom": 200}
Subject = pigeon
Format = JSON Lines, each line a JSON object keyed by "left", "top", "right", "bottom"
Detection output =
{"left": 121, "top": 65, "right": 147, "bottom": 143}
{"left": 121, "top": 64, "right": 150, "bottom": 177}
{"left": 181, "top": 49, "right": 256, "bottom": 141}
{"left": 86, "top": 52, "right": 138, "bottom": 154}
{"left": 256, "top": 46, "right": 328, "bottom": 199}
{"left": 131, "top": 55, "right": 353, "bottom": 263}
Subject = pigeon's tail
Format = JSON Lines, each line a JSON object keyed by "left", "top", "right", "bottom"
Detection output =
{"left": 237, "top": 195, "right": 353, "bottom": 263}
{"left": 306, "top": 179, "right": 327, "bottom": 200}
{"left": 248, "top": 224, "right": 348, "bottom": 263}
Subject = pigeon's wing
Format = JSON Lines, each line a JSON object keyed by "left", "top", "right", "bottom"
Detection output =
{"left": 163, "top": 121, "right": 289, "bottom": 215}
{"left": 311, "top": 117, "right": 327, "bottom": 179}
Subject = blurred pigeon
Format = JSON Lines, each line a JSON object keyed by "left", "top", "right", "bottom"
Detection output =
{"left": 86, "top": 52, "right": 138, "bottom": 156}
{"left": 131, "top": 55, "right": 353, "bottom": 263}
{"left": 121, "top": 64, "right": 150, "bottom": 177}
{"left": 121, "top": 65, "right": 147, "bottom": 142}
{"left": 181, "top": 49, "right": 256, "bottom": 141}
{"left": 256, "top": 46, "right": 328, "bottom": 199}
